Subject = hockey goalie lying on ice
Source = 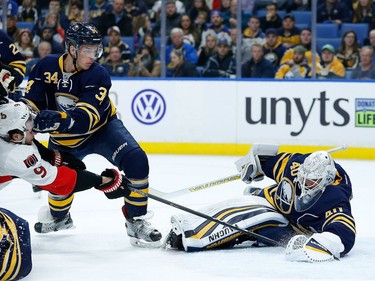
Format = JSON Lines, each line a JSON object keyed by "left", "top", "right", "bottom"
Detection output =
{"left": 164, "top": 144, "right": 355, "bottom": 263}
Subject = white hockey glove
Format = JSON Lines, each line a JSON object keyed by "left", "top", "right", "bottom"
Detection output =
{"left": 285, "top": 232, "right": 344, "bottom": 263}
{"left": 0, "top": 65, "right": 15, "bottom": 102}
{"left": 235, "top": 144, "right": 279, "bottom": 184}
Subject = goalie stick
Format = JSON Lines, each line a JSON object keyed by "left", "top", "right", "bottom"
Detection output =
{"left": 128, "top": 186, "right": 283, "bottom": 247}
{"left": 149, "top": 145, "right": 348, "bottom": 199}
{"left": 149, "top": 174, "right": 241, "bottom": 199}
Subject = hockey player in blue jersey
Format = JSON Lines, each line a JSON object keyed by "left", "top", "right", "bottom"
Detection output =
{"left": 165, "top": 144, "right": 355, "bottom": 262}
{"left": 0, "top": 208, "right": 32, "bottom": 281}
{"left": 21, "top": 22, "right": 162, "bottom": 248}
{"left": 0, "top": 29, "right": 26, "bottom": 102}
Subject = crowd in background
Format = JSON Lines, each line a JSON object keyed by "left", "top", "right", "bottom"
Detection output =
{"left": 2, "top": 0, "right": 375, "bottom": 79}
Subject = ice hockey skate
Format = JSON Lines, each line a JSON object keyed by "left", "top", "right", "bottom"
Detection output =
{"left": 163, "top": 215, "right": 184, "bottom": 250}
{"left": 34, "top": 206, "right": 74, "bottom": 234}
{"left": 123, "top": 207, "right": 162, "bottom": 248}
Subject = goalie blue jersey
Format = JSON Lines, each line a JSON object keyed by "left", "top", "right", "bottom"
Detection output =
{"left": 22, "top": 54, "right": 117, "bottom": 149}
{"left": 260, "top": 152, "right": 356, "bottom": 256}
{"left": 0, "top": 208, "right": 32, "bottom": 280}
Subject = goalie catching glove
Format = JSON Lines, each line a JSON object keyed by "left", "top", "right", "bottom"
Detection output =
{"left": 34, "top": 110, "right": 74, "bottom": 133}
{"left": 285, "top": 232, "right": 344, "bottom": 262}
{"left": 96, "top": 169, "right": 130, "bottom": 199}
{"left": 235, "top": 144, "right": 279, "bottom": 184}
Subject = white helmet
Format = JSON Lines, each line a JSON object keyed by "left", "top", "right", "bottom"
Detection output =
{"left": 0, "top": 102, "right": 34, "bottom": 141}
{"left": 295, "top": 151, "right": 337, "bottom": 211}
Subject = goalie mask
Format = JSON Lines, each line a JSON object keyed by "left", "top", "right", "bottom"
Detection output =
{"left": 294, "top": 151, "right": 337, "bottom": 212}
{"left": 0, "top": 102, "right": 35, "bottom": 143}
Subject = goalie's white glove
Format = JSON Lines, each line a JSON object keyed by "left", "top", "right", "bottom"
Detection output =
{"left": 235, "top": 144, "right": 279, "bottom": 184}
{"left": 285, "top": 232, "right": 344, "bottom": 263}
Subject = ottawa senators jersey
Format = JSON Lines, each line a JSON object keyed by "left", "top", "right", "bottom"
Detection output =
{"left": 0, "top": 208, "right": 31, "bottom": 281}
{"left": 259, "top": 152, "right": 356, "bottom": 256}
{"left": 0, "top": 138, "right": 76, "bottom": 195}
{"left": 0, "top": 30, "right": 26, "bottom": 87}
{"left": 22, "top": 54, "right": 117, "bottom": 149}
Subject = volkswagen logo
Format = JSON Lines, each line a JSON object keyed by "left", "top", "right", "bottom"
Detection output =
{"left": 131, "top": 89, "right": 166, "bottom": 125}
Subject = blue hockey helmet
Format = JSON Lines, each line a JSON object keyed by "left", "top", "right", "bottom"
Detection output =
{"left": 65, "top": 22, "right": 103, "bottom": 58}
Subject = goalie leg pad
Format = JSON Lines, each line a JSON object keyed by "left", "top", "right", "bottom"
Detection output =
{"left": 165, "top": 197, "right": 289, "bottom": 252}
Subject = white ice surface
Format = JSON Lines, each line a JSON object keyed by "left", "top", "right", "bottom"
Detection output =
{"left": 0, "top": 154, "right": 374, "bottom": 281}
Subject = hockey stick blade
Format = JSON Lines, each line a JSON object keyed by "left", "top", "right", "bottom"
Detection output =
{"left": 129, "top": 186, "right": 283, "bottom": 247}
{"left": 149, "top": 174, "right": 241, "bottom": 199}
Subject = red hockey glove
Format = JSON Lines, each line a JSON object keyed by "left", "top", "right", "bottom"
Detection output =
{"left": 97, "top": 169, "right": 130, "bottom": 199}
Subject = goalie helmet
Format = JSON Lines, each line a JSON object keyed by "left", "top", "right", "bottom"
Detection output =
{"left": 65, "top": 22, "right": 103, "bottom": 59}
{"left": 294, "top": 151, "right": 337, "bottom": 211}
{"left": 0, "top": 102, "right": 35, "bottom": 140}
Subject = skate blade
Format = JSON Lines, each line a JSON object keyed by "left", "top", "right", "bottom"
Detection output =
{"left": 129, "top": 237, "right": 161, "bottom": 248}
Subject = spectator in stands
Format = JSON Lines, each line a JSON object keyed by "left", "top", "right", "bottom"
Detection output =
{"left": 286, "top": 0, "right": 311, "bottom": 12}
{"left": 0, "top": 0, "right": 18, "bottom": 21}
{"left": 44, "top": 11, "right": 65, "bottom": 44}
{"left": 317, "top": 0, "right": 352, "bottom": 24}
{"left": 17, "top": 0, "right": 38, "bottom": 24}
{"left": 219, "top": 0, "right": 232, "bottom": 27}
{"left": 367, "top": 29, "right": 375, "bottom": 62}
{"left": 260, "top": 3, "right": 283, "bottom": 32}
{"left": 243, "top": 16, "right": 266, "bottom": 44}
{"left": 336, "top": 30, "right": 360, "bottom": 69}
{"left": 26, "top": 41, "right": 51, "bottom": 75}
{"left": 277, "top": 14, "right": 301, "bottom": 49}
{"left": 280, "top": 28, "right": 320, "bottom": 68}
{"left": 200, "top": 10, "right": 230, "bottom": 48}
{"left": 263, "top": 28, "right": 286, "bottom": 71}
{"left": 188, "top": 0, "right": 211, "bottom": 24}
{"left": 242, "top": 43, "right": 275, "bottom": 78}
{"left": 66, "top": 0, "right": 84, "bottom": 26}
{"left": 166, "top": 27, "right": 198, "bottom": 74}
{"left": 179, "top": 13, "right": 201, "bottom": 48}
{"left": 351, "top": 45, "right": 375, "bottom": 79}
{"left": 101, "top": 26, "right": 132, "bottom": 63}
{"left": 197, "top": 33, "right": 217, "bottom": 66}
{"left": 352, "top": 0, "right": 375, "bottom": 30}
{"left": 124, "top": 0, "right": 149, "bottom": 19}
{"left": 169, "top": 49, "right": 199, "bottom": 77}
{"left": 229, "top": 27, "right": 252, "bottom": 63}
{"left": 6, "top": 14, "right": 20, "bottom": 42}
{"left": 152, "top": 0, "right": 186, "bottom": 19}
{"left": 15, "top": 28, "right": 35, "bottom": 60}
{"left": 90, "top": 0, "right": 112, "bottom": 25}
{"left": 97, "top": 0, "right": 133, "bottom": 37}
{"left": 133, "top": 13, "right": 153, "bottom": 49}
{"left": 140, "top": 33, "right": 160, "bottom": 58}
{"left": 128, "top": 45, "right": 161, "bottom": 77}
{"left": 152, "top": 0, "right": 182, "bottom": 38}
{"left": 33, "top": 25, "right": 65, "bottom": 56}
{"left": 102, "top": 45, "right": 131, "bottom": 77}
{"left": 34, "top": 0, "right": 70, "bottom": 34}
{"left": 317, "top": 44, "right": 346, "bottom": 78}
{"left": 194, "top": 10, "right": 209, "bottom": 38}
{"left": 275, "top": 45, "right": 311, "bottom": 78}
{"left": 202, "top": 37, "right": 236, "bottom": 78}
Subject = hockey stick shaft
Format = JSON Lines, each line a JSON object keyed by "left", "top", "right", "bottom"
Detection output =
{"left": 326, "top": 145, "right": 347, "bottom": 154}
{"left": 149, "top": 174, "right": 241, "bottom": 199}
{"left": 149, "top": 145, "right": 347, "bottom": 199}
{"left": 128, "top": 186, "right": 283, "bottom": 247}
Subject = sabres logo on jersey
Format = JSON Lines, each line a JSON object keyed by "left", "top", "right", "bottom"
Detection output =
{"left": 275, "top": 178, "right": 295, "bottom": 214}
{"left": 55, "top": 93, "right": 78, "bottom": 112}
{"left": 23, "top": 154, "right": 38, "bottom": 168}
